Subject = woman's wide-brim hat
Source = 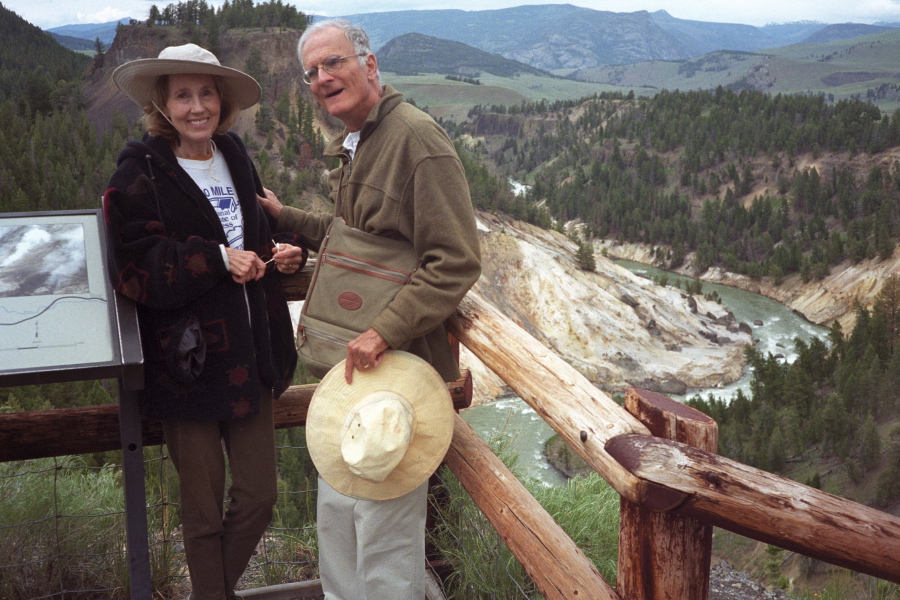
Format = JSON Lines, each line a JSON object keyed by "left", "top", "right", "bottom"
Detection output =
{"left": 112, "top": 43, "right": 261, "bottom": 110}
{"left": 306, "top": 351, "right": 455, "bottom": 501}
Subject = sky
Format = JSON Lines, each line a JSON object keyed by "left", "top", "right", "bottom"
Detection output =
{"left": 5, "top": 0, "right": 899, "bottom": 31}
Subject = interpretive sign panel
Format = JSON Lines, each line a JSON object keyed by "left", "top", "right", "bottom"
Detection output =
{"left": 0, "top": 210, "right": 139, "bottom": 386}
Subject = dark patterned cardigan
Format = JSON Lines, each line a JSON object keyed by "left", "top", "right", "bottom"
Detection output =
{"left": 103, "top": 132, "right": 298, "bottom": 421}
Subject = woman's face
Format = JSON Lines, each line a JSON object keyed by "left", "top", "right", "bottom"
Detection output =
{"left": 165, "top": 73, "right": 221, "bottom": 155}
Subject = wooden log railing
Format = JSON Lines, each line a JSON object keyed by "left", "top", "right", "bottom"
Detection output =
{"left": 3, "top": 283, "right": 900, "bottom": 598}
{"left": 447, "top": 291, "right": 900, "bottom": 590}
{"left": 0, "top": 373, "right": 473, "bottom": 462}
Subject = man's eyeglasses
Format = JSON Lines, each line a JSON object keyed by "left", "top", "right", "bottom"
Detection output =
{"left": 302, "top": 54, "right": 366, "bottom": 85}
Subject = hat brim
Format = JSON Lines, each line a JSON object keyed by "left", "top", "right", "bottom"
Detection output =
{"left": 112, "top": 58, "right": 261, "bottom": 110}
{"left": 306, "top": 351, "right": 454, "bottom": 501}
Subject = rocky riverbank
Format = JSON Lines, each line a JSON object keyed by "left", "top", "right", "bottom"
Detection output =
{"left": 598, "top": 239, "right": 900, "bottom": 333}
{"left": 709, "top": 561, "right": 792, "bottom": 600}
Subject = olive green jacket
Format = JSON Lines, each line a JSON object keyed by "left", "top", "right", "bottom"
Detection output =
{"left": 278, "top": 85, "right": 481, "bottom": 381}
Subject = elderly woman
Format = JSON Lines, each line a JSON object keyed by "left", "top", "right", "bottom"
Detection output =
{"left": 103, "top": 44, "right": 304, "bottom": 600}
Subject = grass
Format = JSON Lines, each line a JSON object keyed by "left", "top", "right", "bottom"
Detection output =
{"left": 0, "top": 441, "right": 325, "bottom": 599}
{"left": 0, "top": 455, "right": 130, "bottom": 599}
{"left": 428, "top": 437, "right": 620, "bottom": 599}
{"left": 384, "top": 71, "right": 625, "bottom": 122}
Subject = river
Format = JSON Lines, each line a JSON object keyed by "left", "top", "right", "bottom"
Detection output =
{"left": 460, "top": 260, "right": 830, "bottom": 486}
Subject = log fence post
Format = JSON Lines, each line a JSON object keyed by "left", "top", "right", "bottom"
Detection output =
{"left": 616, "top": 388, "right": 718, "bottom": 600}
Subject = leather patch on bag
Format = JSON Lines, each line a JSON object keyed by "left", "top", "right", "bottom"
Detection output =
{"left": 338, "top": 291, "right": 363, "bottom": 310}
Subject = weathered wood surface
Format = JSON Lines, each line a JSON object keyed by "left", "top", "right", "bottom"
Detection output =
{"left": 446, "top": 291, "right": 649, "bottom": 501}
{"left": 617, "top": 388, "right": 717, "bottom": 600}
{"left": 444, "top": 412, "right": 621, "bottom": 600}
{"left": 0, "top": 371, "right": 471, "bottom": 462}
{"left": 606, "top": 432, "right": 900, "bottom": 584}
{"left": 279, "top": 262, "right": 315, "bottom": 302}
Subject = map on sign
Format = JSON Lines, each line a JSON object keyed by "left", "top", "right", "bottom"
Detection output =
{"left": 0, "top": 212, "right": 116, "bottom": 373}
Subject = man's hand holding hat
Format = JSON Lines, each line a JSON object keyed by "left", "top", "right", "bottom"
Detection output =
{"left": 345, "top": 328, "right": 390, "bottom": 384}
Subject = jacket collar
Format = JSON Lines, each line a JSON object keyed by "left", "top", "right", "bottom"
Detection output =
{"left": 325, "top": 84, "right": 403, "bottom": 159}
{"left": 118, "top": 133, "right": 240, "bottom": 170}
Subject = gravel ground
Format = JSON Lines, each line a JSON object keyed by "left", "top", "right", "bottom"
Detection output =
{"left": 709, "top": 561, "right": 793, "bottom": 600}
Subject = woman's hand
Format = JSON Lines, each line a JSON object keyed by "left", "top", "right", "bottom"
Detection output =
{"left": 225, "top": 247, "right": 266, "bottom": 283}
{"left": 272, "top": 243, "right": 305, "bottom": 274}
{"left": 257, "top": 187, "right": 284, "bottom": 219}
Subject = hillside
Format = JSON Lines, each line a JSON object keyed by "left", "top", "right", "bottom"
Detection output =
{"left": 804, "top": 22, "right": 897, "bottom": 44}
{"left": 40, "top": 5, "right": 900, "bottom": 76}
{"left": 0, "top": 3, "right": 90, "bottom": 90}
{"left": 372, "top": 29, "right": 900, "bottom": 121}
{"left": 340, "top": 6, "right": 688, "bottom": 71}
{"left": 47, "top": 32, "right": 95, "bottom": 52}
{"left": 377, "top": 33, "right": 550, "bottom": 78}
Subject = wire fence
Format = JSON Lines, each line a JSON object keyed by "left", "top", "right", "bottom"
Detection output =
{"left": 1, "top": 429, "right": 320, "bottom": 600}
{"left": 0, "top": 425, "right": 543, "bottom": 600}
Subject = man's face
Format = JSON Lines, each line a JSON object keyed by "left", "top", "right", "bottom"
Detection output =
{"left": 301, "top": 27, "right": 378, "bottom": 132}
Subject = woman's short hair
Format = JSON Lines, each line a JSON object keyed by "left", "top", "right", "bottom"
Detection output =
{"left": 142, "top": 74, "right": 240, "bottom": 141}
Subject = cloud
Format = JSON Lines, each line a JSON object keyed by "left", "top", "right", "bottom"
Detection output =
{"left": 77, "top": 6, "right": 135, "bottom": 24}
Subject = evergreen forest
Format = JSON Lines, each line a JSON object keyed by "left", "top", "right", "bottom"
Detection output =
{"left": 462, "top": 91, "right": 900, "bottom": 282}
{"left": 141, "top": 0, "right": 310, "bottom": 33}
{"left": 687, "top": 276, "right": 900, "bottom": 508}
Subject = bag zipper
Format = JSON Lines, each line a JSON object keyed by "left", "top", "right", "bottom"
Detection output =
{"left": 322, "top": 250, "right": 415, "bottom": 284}
{"left": 298, "top": 324, "right": 349, "bottom": 346}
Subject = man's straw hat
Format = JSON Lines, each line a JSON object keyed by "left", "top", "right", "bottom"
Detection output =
{"left": 112, "top": 43, "right": 261, "bottom": 110}
{"left": 306, "top": 351, "right": 454, "bottom": 501}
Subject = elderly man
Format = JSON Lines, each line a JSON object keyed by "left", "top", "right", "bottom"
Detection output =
{"left": 258, "top": 18, "right": 481, "bottom": 600}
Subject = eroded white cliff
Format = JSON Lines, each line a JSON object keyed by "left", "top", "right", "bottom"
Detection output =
{"left": 463, "top": 213, "right": 753, "bottom": 405}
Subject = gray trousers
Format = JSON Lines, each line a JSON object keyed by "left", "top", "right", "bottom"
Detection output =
{"left": 162, "top": 390, "right": 277, "bottom": 600}
{"left": 317, "top": 475, "right": 427, "bottom": 600}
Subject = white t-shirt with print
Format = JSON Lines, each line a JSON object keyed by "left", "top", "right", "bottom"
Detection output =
{"left": 178, "top": 150, "right": 244, "bottom": 250}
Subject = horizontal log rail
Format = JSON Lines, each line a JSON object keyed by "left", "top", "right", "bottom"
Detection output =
{"left": 447, "top": 291, "right": 650, "bottom": 501}
{"left": 0, "top": 371, "right": 472, "bottom": 462}
{"left": 606, "top": 432, "right": 900, "bottom": 583}
{"left": 447, "top": 290, "right": 900, "bottom": 585}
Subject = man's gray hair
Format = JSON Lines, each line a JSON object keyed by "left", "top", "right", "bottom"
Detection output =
{"left": 298, "top": 18, "right": 374, "bottom": 73}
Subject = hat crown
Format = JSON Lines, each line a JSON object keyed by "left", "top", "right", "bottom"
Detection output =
{"left": 112, "top": 43, "right": 261, "bottom": 111}
{"left": 341, "top": 392, "right": 414, "bottom": 483}
{"left": 306, "top": 351, "right": 454, "bottom": 501}
{"left": 157, "top": 43, "right": 222, "bottom": 67}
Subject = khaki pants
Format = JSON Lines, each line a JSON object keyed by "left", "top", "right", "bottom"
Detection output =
{"left": 317, "top": 475, "right": 427, "bottom": 600}
{"left": 162, "top": 390, "right": 277, "bottom": 600}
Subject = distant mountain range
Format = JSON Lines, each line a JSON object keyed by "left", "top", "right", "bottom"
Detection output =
{"left": 45, "top": 6, "right": 900, "bottom": 72}
{"left": 46, "top": 18, "right": 134, "bottom": 47}
{"left": 333, "top": 6, "right": 899, "bottom": 70}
